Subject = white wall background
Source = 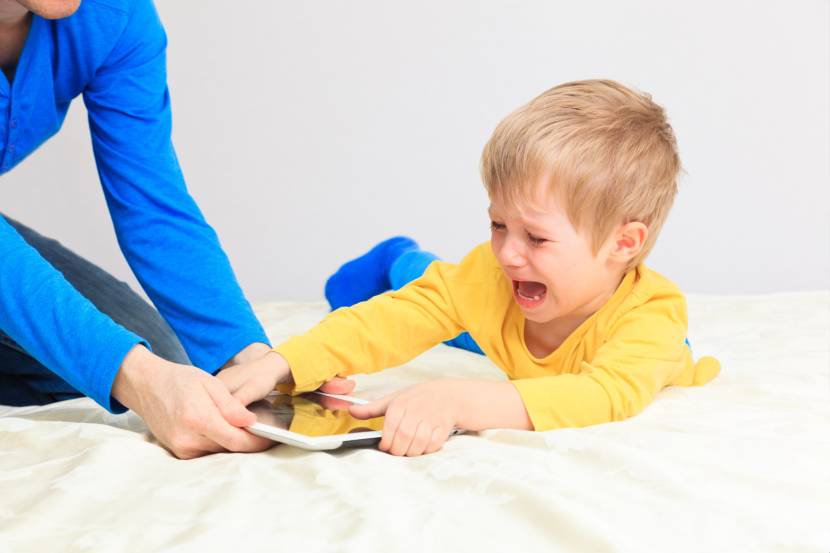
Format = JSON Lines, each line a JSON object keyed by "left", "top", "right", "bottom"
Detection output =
{"left": 2, "top": 0, "right": 829, "bottom": 302}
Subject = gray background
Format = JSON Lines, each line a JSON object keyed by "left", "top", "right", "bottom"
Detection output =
{"left": 2, "top": 0, "right": 829, "bottom": 302}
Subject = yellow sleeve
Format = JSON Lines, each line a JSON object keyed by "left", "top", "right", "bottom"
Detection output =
{"left": 274, "top": 259, "right": 466, "bottom": 393}
{"left": 512, "top": 291, "right": 694, "bottom": 431}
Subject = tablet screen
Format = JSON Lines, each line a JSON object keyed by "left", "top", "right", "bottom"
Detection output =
{"left": 248, "top": 393, "right": 384, "bottom": 437}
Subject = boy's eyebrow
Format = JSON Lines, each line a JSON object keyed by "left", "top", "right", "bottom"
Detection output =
{"left": 525, "top": 216, "right": 559, "bottom": 235}
{"left": 488, "top": 205, "right": 556, "bottom": 236}
{"left": 526, "top": 226, "right": 555, "bottom": 238}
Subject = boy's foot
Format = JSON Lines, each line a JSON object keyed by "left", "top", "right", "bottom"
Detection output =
{"left": 324, "top": 236, "right": 419, "bottom": 310}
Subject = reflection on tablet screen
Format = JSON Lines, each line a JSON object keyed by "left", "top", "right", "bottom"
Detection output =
{"left": 249, "top": 393, "right": 384, "bottom": 437}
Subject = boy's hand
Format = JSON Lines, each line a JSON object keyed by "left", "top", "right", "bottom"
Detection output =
{"left": 348, "top": 380, "right": 464, "bottom": 456}
{"left": 217, "top": 351, "right": 355, "bottom": 406}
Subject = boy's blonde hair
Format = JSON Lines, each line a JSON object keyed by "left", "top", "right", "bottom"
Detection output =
{"left": 481, "top": 79, "right": 680, "bottom": 269}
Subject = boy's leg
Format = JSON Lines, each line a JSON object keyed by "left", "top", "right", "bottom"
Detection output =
{"left": 325, "top": 237, "right": 484, "bottom": 355}
{"left": 442, "top": 332, "right": 485, "bottom": 355}
{"left": 324, "top": 236, "right": 418, "bottom": 310}
{"left": 0, "top": 214, "right": 190, "bottom": 407}
{"left": 387, "top": 248, "right": 439, "bottom": 290}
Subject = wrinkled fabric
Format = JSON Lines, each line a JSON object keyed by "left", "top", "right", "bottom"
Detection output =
{"left": 1, "top": 293, "right": 828, "bottom": 552}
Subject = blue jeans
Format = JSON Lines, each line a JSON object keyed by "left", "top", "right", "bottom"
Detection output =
{"left": 0, "top": 215, "right": 189, "bottom": 407}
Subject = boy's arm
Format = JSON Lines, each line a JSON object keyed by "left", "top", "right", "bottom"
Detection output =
{"left": 513, "top": 294, "right": 718, "bottom": 431}
{"left": 275, "top": 259, "right": 467, "bottom": 393}
{"left": 458, "top": 380, "right": 535, "bottom": 430}
{"left": 351, "top": 293, "right": 719, "bottom": 457}
{"left": 347, "top": 378, "right": 532, "bottom": 456}
{"left": 351, "top": 379, "right": 534, "bottom": 431}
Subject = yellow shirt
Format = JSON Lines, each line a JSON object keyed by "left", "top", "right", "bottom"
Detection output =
{"left": 275, "top": 242, "right": 720, "bottom": 431}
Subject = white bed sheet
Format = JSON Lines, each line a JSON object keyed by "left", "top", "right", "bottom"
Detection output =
{"left": 1, "top": 292, "right": 828, "bottom": 552}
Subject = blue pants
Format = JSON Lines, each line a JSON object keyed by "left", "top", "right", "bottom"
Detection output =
{"left": 0, "top": 215, "right": 189, "bottom": 407}
{"left": 389, "top": 250, "right": 484, "bottom": 355}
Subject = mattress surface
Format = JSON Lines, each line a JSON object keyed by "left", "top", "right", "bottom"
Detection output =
{"left": 1, "top": 293, "right": 828, "bottom": 552}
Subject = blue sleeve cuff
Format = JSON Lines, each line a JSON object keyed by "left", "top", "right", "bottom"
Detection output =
{"left": 95, "top": 333, "right": 148, "bottom": 414}
{"left": 202, "top": 329, "right": 272, "bottom": 376}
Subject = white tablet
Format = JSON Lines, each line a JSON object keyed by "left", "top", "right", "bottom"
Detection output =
{"left": 246, "top": 391, "right": 386, "bottom": 450}
{"left": 246, "top": 391, "right": 464, "bottom": 451}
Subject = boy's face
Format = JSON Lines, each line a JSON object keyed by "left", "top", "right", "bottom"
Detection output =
{"left": 488, "top": 186, "right": 622, "bottom": 327}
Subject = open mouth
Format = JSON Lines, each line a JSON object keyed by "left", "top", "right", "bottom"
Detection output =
{"left": 512, "top": 280, "right": 547, "bottom": 309}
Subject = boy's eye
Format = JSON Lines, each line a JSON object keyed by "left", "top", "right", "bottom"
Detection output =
{"left": 490, "top": 221, "right": 506, "bottom": 232}
{"left": 528, "top": 233, "right": 547, "bottom": 246}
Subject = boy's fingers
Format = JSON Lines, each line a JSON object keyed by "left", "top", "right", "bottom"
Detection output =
{"left": 405, "top": 422, "right": 433, "bottom": 457}
{"left": 425, "top": 426, "right": 449, "bottom": 455}
{"left": 348, "top": 395, "right": 394, "bottom": 420}
{"left": 215, "top": 367, "right": 242, "bottom": 392}
{"left": 316, "top": 395, "right": 353, "bottom": 410}
{"left": 319, "top": 377, "right": 355, "bottom": 395}
{"left": 379, "top": 404, "right": 405, "bottom": 452}
{"left": 389, "top": 419, "right": 418, "bottom": 456}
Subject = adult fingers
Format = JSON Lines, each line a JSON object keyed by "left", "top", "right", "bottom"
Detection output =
{"left": 171, "top": 434, "right": 226, "bottom": 460}
{"left": 163, "top": 402, "right": 230, "bottom": 460}
{"left": 198, "top": 400, "right": 273, "bottom": 453}
{"left": 205, "top": 378, "right": 256, "bottom": 427}
{"left": 202, "top": 381, "right": 273, "bottom": 452}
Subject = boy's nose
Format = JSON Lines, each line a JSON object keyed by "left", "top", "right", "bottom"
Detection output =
{"left": 495, "top": 235, "right": 527, "bottom": 268}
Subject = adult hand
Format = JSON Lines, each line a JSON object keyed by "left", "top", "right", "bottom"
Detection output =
{"left": 348, "top": 380, "right": 464, "bottom": 457}
{"left": 112, "top": 344, "right": 273, "bottom": 459}
{"left": 217, "top": 350, "right": 355, "bottom": 407}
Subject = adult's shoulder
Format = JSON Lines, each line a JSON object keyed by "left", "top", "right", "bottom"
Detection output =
{"left": 51, "top": 0, "right": 163, "bottom": 49}
{"left": 61, "top": 0, "right": 167, "bottom": 83}
{"left": 81, "top": 0, "right": 157, "bottom": 18}
{"left": 64, "top": 0, "right": 165, "bottom": 49}
{"left": 44, "top": 0, "right": 135, "bottom": 95}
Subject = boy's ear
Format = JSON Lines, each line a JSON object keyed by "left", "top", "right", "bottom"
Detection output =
{"left": 609, "top": 221, "right": 648, "bottom": 264}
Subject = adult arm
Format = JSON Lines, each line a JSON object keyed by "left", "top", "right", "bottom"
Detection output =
{"left": 0, "top": 215, "right": 143, "bottom": 411}
{"left": 82, "top": 0, "right": 269, "bottom": 374}
{"left": 79, "top": 0, "right": 272, "bottom": 457}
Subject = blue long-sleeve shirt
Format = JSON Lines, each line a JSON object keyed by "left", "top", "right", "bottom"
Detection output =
{"left": 0, "top": 0, "right": 269, "bottom": 412}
